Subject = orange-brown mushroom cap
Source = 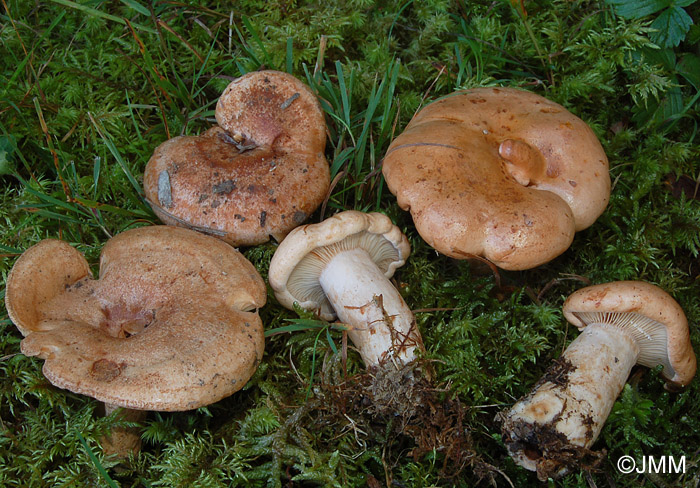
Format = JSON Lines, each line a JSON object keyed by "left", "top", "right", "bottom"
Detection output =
{"left": 143, "top": 70, "right": 330, "bottom": 246}
{"left": 5, "top": 226, "right": 267, "bottom": 411}
{"left": 563, "top": 281, "right": 696, "bottom": 387}
{"left": 382, "top": 87, "right": 610, "bottom": 270}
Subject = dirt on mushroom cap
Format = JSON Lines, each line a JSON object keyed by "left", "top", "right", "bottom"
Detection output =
{"left": 143, "top": 70, "right": 330, "bottom": 247}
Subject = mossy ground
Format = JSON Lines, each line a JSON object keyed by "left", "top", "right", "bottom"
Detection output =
{"left": 1, "top": 0, "right": 699, "bottom": 486}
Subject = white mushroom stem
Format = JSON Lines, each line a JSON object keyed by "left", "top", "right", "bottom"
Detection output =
{"left": 501, "top": 322, "right": 639, "bottom": 474}
{"left": 318, "top": 247, "right": 420, "bottom": 368}
{"left": 100, "top": 403, "right": 148, "bottom": 458}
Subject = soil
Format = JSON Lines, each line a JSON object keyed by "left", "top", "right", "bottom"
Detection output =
{"left": 536, "top": 356, "right": 576, "bottom": 388}
{"left": 498, "top": 415, "right": 606, "bottom": 481}
{"left": 497, "top": 355, "right": 604, "bottom": 481}
{"left": 282, "top": 355, "right": 498, "bottom": 483}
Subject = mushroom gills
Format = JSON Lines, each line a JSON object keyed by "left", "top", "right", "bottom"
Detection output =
{"left": 573, "top": 311, "right": 675, "bottom": 378}
{"left": 286, "top": 231, "right": 402, "bottom": 318}
{"left": 501, "top": 322, "right": 639, "bottom": 476}
{"left": 316, "top": 246, "right": 418, "bottom": 367}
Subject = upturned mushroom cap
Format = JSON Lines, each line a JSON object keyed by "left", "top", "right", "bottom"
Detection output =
{"left": 382, "top": 87, "right": 610, "bottom": 270}
{"left": 143, "top": 70, "right": 329, "bottom": 246}
{"left": 5, "top": 226, "right": 267, "bottom": 411}
{"left": 5, "top": 238, "right": 93, "bottom": 337}
{"left": 268, "top": 210, "right": 410, "bottom": 321}
{"left": 563, "top": 281, "right": 696, "bottom": 387}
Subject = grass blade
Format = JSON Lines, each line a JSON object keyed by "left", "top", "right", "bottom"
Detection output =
{"left": 76, "top": 431, "right": 119, "bottom": 488}
{"left": 1, "top": 10, "right": 66, "bottom": 99}
{"left": 88, "top": 113, "right": 144, "bottom": 199}
{"left": 286, "top": 37, "right": 294, "bottom": 74}
{"left": 265, "top": 318, "right": 346, "bottom": 337}
{"left": 241, "top": 16, "right": 272, "bottom": 67}
{"left": 14, "top": 176, "right": 91, "bottom": 218}
{"left": 0, "top": 244, "right": 23, "bottom": 254}
{"left": 50, "top": 0, "right": 155, "bottom": 33}
{"left": 325, "top": 327, "right": 338, "bottom": 355}
{"left": 335, "top": 61, "right": 352, "bottom": 129}
{"left": 120, "top": 0, "right": 150, "bottom": 16}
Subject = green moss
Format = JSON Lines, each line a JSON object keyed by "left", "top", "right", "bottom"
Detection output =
{"left": 1, "top": 0, "right": 699, "bottom": 486}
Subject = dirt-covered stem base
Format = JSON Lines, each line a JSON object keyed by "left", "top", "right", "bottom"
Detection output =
{"left": 499, "top": 323, "right": 639, "bottom": 479}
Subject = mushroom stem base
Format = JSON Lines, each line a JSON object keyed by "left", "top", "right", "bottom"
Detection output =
{"left": 101, "top": 403, "right": 148, "bottom": 458}
{"left": 319, "top": 248, "right": 421, "bottom": 367}
{"left": 499, "top": 323, "right": 639, "bottom": 479}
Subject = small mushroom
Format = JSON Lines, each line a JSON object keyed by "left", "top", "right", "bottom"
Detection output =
{"left": 5, "top": 226, "right": 267, "bottom": 457}
{"left": 143, "top": 70, "right": 330, "bottom": 246}
{"left": 382, "top": 87, "right": 611, "bottom": 270}
{"left": 498, "top": 281, "right": 696, "bottom": 479}
{"left": 268, "top": 210, "right": 423, "bottom": 368}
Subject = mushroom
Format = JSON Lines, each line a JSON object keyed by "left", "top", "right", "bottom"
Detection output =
{"left": 268, "top": 210, "right": 423, "bottom": 368}
{"left": 143, "top": 70, "right": 330, "bottom": 246}
{"left": 498, "top": 281, "right": 697, "bottom": 479}
{"left": 5, "top": 226, "right": 267, "bottom": 457}
{"left": 382, "top": 87, "right": 610, "bottom": 270}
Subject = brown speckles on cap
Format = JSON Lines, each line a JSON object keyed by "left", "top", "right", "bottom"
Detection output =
{"left": 91, "top": 359, "right": 125, "bottom": 382}
{"left": 144, "top": 70, "right": 329, "bottom": 246}
{"left": 383, "top": 87, "right": 610, "bottom": 270}
{"left": 212, "top": 180, "right": 237, "bottom": 195}
{"left": 6, "top": 226, "right": 267, "bottom": 411}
